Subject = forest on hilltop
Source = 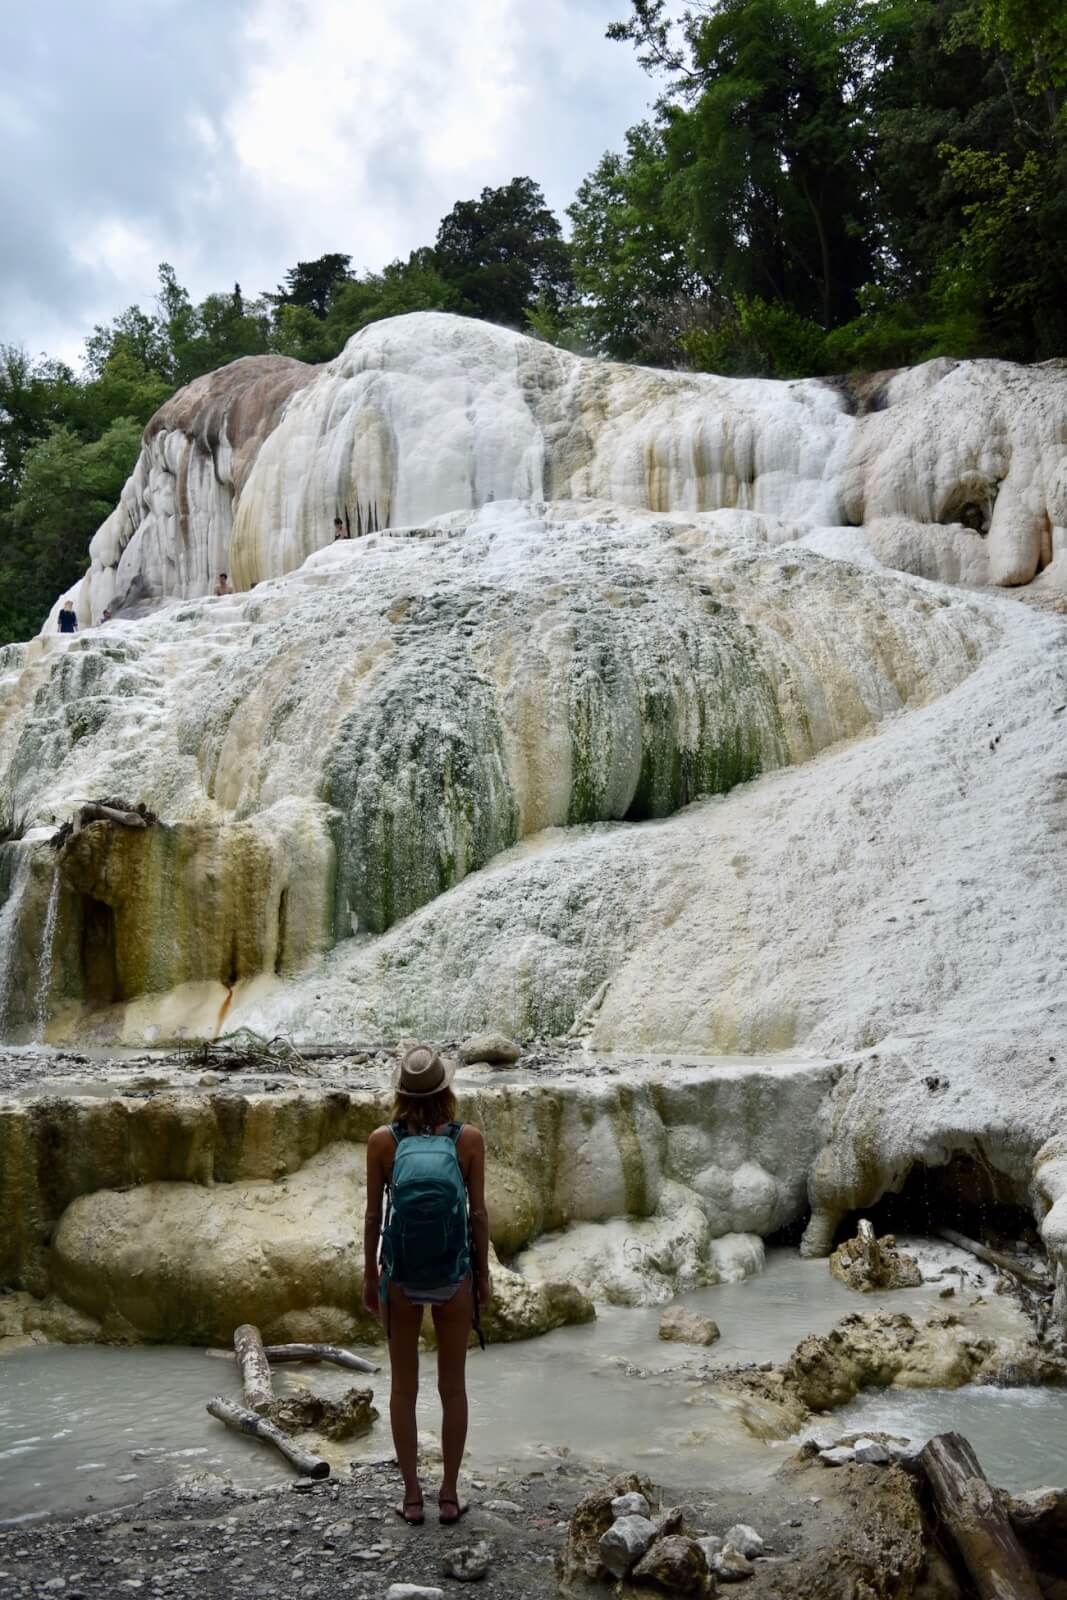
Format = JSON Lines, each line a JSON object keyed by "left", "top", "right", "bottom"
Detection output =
{"left": 0, "top": 0, "right": 1063, "bottom": 643}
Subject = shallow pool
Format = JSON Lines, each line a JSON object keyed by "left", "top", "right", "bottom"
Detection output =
{"left": 0, "top": 1245, "right": 1057, "bottom": 1525}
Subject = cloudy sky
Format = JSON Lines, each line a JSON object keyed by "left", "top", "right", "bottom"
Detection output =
{"left": 0, "top": 0, "right": 657, "bottom": 365}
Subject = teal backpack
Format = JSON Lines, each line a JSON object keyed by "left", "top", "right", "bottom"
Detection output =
{"left": 380, "top": 1122, "right": 483, "bottom": 1343}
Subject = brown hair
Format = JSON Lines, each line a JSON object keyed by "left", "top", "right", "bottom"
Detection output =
{"left": 390, "top": 1085, "right": 457, "bottom": 1132}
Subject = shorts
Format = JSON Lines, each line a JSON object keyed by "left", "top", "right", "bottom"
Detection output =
{"left": 391, "top": 1274, "right": 470, "bottom": 1307}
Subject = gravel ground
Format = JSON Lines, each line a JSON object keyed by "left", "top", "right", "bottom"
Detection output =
{"left": 0, "top": 1452, "right": 834, "bottom": 1600}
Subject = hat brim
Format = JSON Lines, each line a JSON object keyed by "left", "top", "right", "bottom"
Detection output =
{"left": 391, "top": 1054, "right": 457, "bottom": 1097}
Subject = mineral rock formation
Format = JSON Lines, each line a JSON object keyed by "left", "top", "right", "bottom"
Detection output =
{"left": 267, "top": 1385, "right": 377, "bottom": 1440}
{"left": 828, "top": 1221, "right": 923, "bottom": 1292}
{"left": 1, "top": 313, "right": 1066, "bottom": 1334}
{"left": 50, "top": 317, "right": 1067, "bottom": 626}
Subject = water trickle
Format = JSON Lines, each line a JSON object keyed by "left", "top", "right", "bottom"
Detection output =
{"left": 0, "top": 850, "right": 32, "bottom": 1035}
{"left": 33, "top": 870, "right": 61, "bottom": 1042}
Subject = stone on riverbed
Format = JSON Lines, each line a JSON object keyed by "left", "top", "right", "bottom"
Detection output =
{"left": 458, "top": 1034, "right": 521, "bottom": 1066}
{"left": 659, "top": 1306, "right": 721, "bottom": 1346}
{"left": 611, "top": 1492, "right": 652, "bottom": 1519}
{"left": 711, "top": 1542, "right": 754, "bottom": 1582}
{"left": 722, "top": 1525, "right": 763, "bottom": 1558}
{"left": 557, "top": 1473, "right": 658, "bottom": 1589}
{"left": 443, "top": 1541, "right": 492, "bottom": 1582}
{"left": 598, "top": 1515, "right": 657, "bottom": 1577}
{"left": 631, "top": 1535, "right": 711, "bottom": 1594}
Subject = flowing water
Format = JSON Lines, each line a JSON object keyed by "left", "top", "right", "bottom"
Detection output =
{"left": 0, "top": 852, "right": 31, "bottom": 1034}
{"left": 2, "top": 1249, "right": 1063, "bottom": 1526}
{"left": 807, "top": 1385, "right": 1067, "bottom": 1491}
{"left": 32, "top": 871, "right": 60, "bottom": 1043}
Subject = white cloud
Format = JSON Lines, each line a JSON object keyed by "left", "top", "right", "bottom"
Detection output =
{"left": 1, "top": 0, "right": 654, "bottom": 361}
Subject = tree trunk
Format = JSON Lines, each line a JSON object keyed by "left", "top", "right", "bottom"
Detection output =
{"left": 918, "top": 1433, "right": 1042, "bottom": 1600}
{"left": 264, "top": 1342, "right": 380, "bottom": 1374}
{"left": 934, "top": 1227, "right": 1049, "bottom": 1291}
{"left": 233, "top": 1323, "right": 275, "bottom": 1413}
{"left": 206, "top": 1395, "right": 330, "bottom": 1479}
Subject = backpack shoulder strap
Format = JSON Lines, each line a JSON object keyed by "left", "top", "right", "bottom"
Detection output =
{"left": 390, "top": 1121, "right": 408, "bottom": 1144}
{"left": 446, "top": 1121, "right": 463, "bottom": 1144}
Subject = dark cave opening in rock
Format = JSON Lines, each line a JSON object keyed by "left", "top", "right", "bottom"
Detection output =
{"left": 79, "top": 895, "right": 120, "bottom": 1007}
{"left": 837, "top": 1151, "right": 1041, "bottom": 1255}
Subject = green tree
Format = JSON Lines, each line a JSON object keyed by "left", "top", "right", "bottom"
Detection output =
{"left": 0, "top": 347, "right": 80, "bottom": 508}
{"left": 434, "top": 177, "right": 573, "bottom": 326}
{"left": 274, "top": 253, "right": 354, "bottom": 320}
{"left": 0, "top": 417, "right": 143, "bottom": 641}
{"left": 567, "top": 124, "right": 709, "bottom": 360}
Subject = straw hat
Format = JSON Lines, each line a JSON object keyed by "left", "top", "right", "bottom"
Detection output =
{"left": 393, "top": 1043, "right": 456, "bottom": 1097}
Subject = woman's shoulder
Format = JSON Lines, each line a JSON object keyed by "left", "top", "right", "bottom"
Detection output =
{"left": 455, "top": 1121, "right": 483, "bottom": 1151}
{"left": 367, "top": 1123, "right": 397, "bottom": 1152}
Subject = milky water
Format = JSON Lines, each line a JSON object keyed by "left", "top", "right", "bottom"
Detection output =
{"left": 808, "top": 1385, "right": 1067, "bottom": 1489}
{"left": 0, "top": 852, "right": 31, "bottom": 1034}
{"left": 32, "top": 871, "right": 60, "bottom": 1043}
{"left": 3, "top": 1250, "right": 1062, "bottom": 1526}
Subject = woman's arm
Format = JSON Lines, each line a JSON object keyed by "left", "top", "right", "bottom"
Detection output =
{"left": 463, "top": 1127, "right": 492, "bottom": 1306}
{"left": 362, "top": 1128, "right": 389, "bottom": 1318}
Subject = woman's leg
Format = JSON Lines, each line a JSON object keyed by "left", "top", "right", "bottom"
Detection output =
{"left": 386, "top": 1284, "right": 424, "bottom": 1514}
{"left": 431, "top": 1277, "right": 473, "bottom": 1516}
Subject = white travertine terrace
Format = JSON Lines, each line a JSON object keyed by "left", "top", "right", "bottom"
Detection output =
{"left": 48, "top": 316, "right": 1067, "bottom": 632}
{"left": 3, "top": 314, "right": 1066, "bottom": 1328}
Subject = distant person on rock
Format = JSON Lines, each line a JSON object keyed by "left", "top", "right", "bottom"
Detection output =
{"left": 363, "top": 1045, "right": 491, "bottom": 1526}
{"left": 57, "top": 599, "right": 78, "bottom": 633}
{"left": 333, "top": 516, "right": 349, "bottom": 540}
{"left": 213, "top": 573, "right": 233, "bottom": 596}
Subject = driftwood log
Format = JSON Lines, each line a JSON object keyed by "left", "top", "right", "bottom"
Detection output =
{"left": 206, "top": 1395, "right": 330, "bottom": 1479}
{"left": 918, "top": 1433, "right": 1041, "bottom": 1600}
{"left": 233, "top": 1322, "right": 275, "bottom": 1413}
{"left": 264, "top": 1342, "right": 380, "bottom": 1374}
{"left": 934, "top": 1226, "right": 1050, "bottom": 1291}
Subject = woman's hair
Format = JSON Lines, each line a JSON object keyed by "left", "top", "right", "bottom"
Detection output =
{"left": 391, "top": 1084, "right": 457, "bottom": 1132}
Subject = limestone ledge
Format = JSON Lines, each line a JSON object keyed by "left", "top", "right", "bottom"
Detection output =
{"left": 0, "top": 1056, "right": 835, "bottom": 1345}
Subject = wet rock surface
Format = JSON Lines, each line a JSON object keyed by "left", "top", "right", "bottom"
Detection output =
{"left": 829, "top": 1224, "right": 922, "bottom": 1294}
{"left": 659, "top": 1307, "right": 721, "bottom": 1347}
{"left": 266, "top": 1387, "right": 378, "bottom": 1442}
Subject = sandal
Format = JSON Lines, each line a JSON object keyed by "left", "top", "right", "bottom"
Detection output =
{"left": 438, "top": 1496, "right": 469, "bottom": 1526}
{"left": 394, "top": 1498, "right": 425, "bottom": 1525}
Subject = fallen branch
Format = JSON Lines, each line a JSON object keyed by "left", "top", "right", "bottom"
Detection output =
{"left": 935, "top": 1226, "right": 1050, "bottom": 1291}
{"left": 233, "top": 1323, "right": 275, "bottom": 1413}
{"left": 918, "top": 1432, "right": 1041, "bottom": 1600}
{"left": 264, "top": 1342, "right": 380, "bottom": 1374}
{"left": 169, "top": 1028, "right": 314, "bottom": 1075}
{"left": 206, "top": 1395, "right": 330, "bottom": 1478}
{"left": 50, "top": 798, "right": 159, "bottom": 850}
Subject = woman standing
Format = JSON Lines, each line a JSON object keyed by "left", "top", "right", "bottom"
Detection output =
{"left": 363, "top": 1045, "right": 492, "bottom": 1525}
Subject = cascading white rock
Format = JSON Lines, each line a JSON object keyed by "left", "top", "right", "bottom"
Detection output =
{"left": 50, "top": 316, "right": 1067, "bottom": 631}
{"left": 0, "top": 498, "right": 998, "bottom": 1037}
{"left": 4, "top": 314, "right": 1066, "bottom": 1326}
